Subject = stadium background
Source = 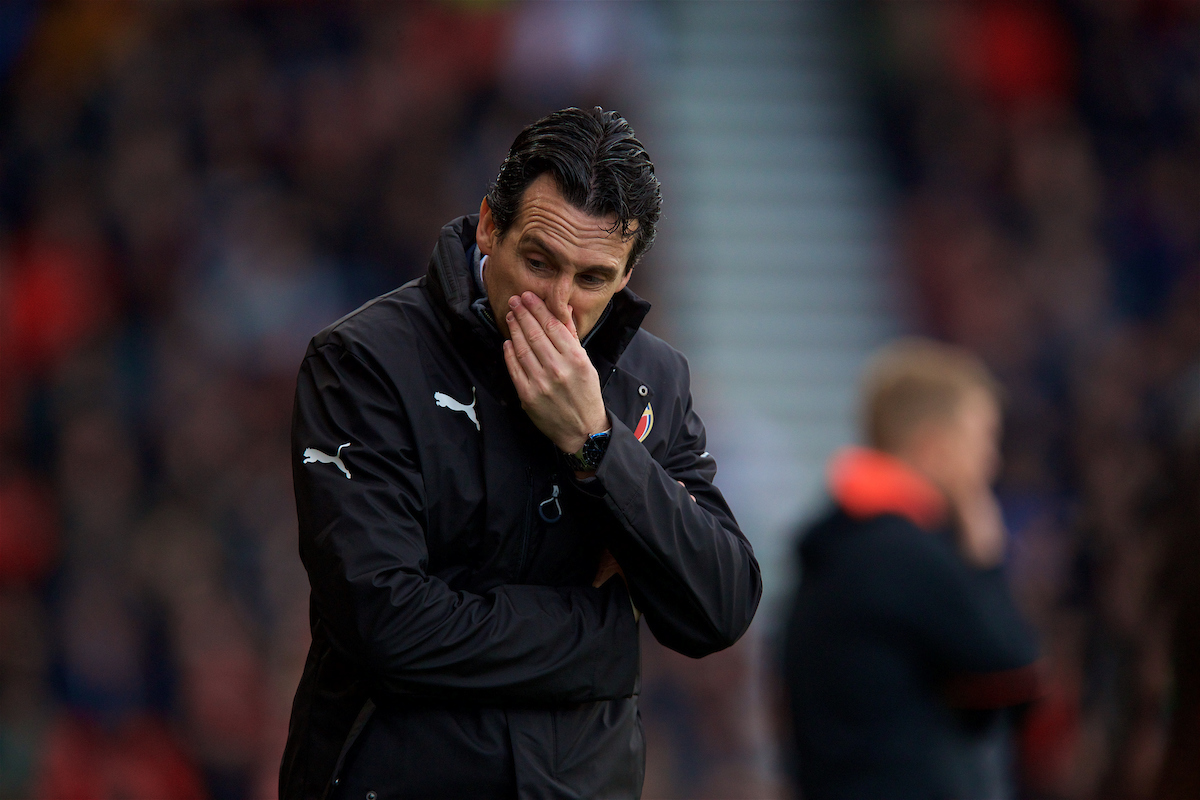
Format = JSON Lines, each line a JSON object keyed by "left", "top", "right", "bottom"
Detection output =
{"left": 0, "top": 1, "right": 1197, "bottom": 798}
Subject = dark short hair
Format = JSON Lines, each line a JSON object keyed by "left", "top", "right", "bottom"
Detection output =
{"left": 486, "top": 107, "right": 662, "bottom": 273}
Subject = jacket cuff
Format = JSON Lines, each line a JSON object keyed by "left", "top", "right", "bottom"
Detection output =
{"left": 592, "top": 415, "right": 650, "bottom": 517}
{"left": 568, "top": 473, "right": 607, "bottom": 499}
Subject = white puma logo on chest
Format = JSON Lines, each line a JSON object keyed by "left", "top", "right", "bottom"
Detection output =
{"left": 303, "top": 442, "right": 352, "bottom": 479}
{"left": 434, "top": 387, "right": 480, "bottom": 431}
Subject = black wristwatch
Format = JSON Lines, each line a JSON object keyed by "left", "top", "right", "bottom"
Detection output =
{"left": 564, "top": 429, "right": 611, "bottom": 472}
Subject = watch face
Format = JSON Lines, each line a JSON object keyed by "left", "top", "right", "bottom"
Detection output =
{"left": 585, "top": 432, "right": 610, "bottom": 466}
{"left": 568, "top": 432, "right": 610, "bottom": 471}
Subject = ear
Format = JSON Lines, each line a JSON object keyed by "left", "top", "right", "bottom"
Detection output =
{"left": 616, "top": 265, "right": 634, "bottom": 293}
{"left": 476, "top": 197, "right": 496, "bottom": 256}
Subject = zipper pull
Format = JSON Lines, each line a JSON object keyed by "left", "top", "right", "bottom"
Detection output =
{"left": 538, "top": 483, "right": 562, "bottom": 523}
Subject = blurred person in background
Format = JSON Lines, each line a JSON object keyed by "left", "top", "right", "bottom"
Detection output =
{"left": 281, "top": 107, "right": 761, "bottom": 800}
{"left": 863, "top": 1, "right": 1200, "bottom": 795}
{"left": 782, "top": 338, "right": 1041, "bottom": 800}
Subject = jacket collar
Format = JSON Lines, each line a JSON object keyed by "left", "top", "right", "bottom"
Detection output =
{"left": 424, "top": 214, "right": 651, "bottom": 372}
{"left": 827, "top": 446, "right": 948, "bottom": 531}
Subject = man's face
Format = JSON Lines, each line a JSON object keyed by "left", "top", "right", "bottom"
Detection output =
{"left": 904, "top": 386, "right": 1002, "bottom": 498}
{"left": 927, "top": 387, "right": 1002, "bottom": 494}
{"left": 476, "top": 174, "right": 635, "bottom": 341}
{"left": 952, "top": 387, "right": 1002, "bottom": 489}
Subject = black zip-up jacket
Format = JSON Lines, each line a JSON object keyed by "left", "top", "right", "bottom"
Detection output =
{"left": 783, "top": 508, "right": 1039, "bottom": 799}
{"left": 280, "top": 215, "right": 762, "bottom": 800}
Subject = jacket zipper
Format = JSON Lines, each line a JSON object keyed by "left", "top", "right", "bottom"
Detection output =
{"left": 517, "top": 444, "right": 564, "bottom": 581}
{"left": 538, "top": 439, "right": 563, "bottom": 526}
{"left": 538, "top": 483, "right": 561, "bottom": 523}
{"left": 516, "top": 467, "right": 533, "bottom": 581}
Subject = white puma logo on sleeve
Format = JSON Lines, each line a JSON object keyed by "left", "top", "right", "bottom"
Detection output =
{"left": 434, "top": 388, "right": 480, "bottom": 431}
{"left": 303, "top": 442, "right": 352, "bottom": 479}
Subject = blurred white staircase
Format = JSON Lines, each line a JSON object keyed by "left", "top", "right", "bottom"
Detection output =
{"left": 649, "top": 1, "right": 901, "bottom": 607}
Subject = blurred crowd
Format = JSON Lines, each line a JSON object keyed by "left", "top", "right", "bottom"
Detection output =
{"left": 0, "top": 2, "right": 648, "bottom": 798}
{"left": 869, "top": 1, "right": 1200, "bottom": 797}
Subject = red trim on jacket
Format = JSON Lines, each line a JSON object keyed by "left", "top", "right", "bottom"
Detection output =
{"left": 945, "top": 661, "right": 1046, "bottom": 709}
{"left": 827, "top": 446, "right": 948, "bottom": 531}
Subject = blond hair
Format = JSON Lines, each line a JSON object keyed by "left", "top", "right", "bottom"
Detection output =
{"left": 861, "top": 338, "right": 1001, "bottom": 453}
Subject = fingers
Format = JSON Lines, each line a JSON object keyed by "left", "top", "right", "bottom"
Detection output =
{"left": 592, "top": 548, "right": 622, "bottom": 588}
{"left": 521, "top": 292, "right": 576, "bottom": 348}
{"left": 678, "top": 480, "right": 696, "bottom": 502}
{"left": 512, "top": 292, "right": 578, "bottom": 353}
{"left": 503, "top": 339, "right": 533, "bottom": 399}
{"left": 565, "top": 304, "right": 579, "bottom": 340}
{"left": 508, "top": 299, "right": 561, "bottom": 374}
{"left": 505, "top": 314, "right": 544, "bottom": 394}
{"left": 501, "top": 291, "right": 606, "bottom": 452}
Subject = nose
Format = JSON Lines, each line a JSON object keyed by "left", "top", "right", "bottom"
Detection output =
{"left": 544, "top": 273, "right": 574, "bottom": 325}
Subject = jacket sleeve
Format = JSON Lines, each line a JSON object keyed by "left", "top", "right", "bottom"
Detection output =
{"left": 924, "top": 561, "right": 1043, "bottom": 708}
{"left": 293, "top": 342, "right": 639, "bottom": 704}
{"left": 590, "top": 364, "right": 762, "bottom": 658}
{"left": 885, "top": 526, "right": 1040, "bottom": 702}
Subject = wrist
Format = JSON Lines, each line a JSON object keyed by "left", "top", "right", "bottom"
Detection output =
{"left": 560, "top": 434, "right": 587, "bottom": 455}
{"left": 562, "top": 422, "right": 611, "bottom": 473}
{"left": 559, "top": 410, "right": 610, "bottom": 455}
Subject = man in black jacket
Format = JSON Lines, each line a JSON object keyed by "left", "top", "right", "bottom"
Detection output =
{"left": 782, "top": 339, "right": 1041, "bottom": 799}
{"left": 280, "top": 107, "right": 762, "bottom": 799}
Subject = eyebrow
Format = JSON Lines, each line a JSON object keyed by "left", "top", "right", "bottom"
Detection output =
{"left": 519, "top": 233, "right": 621, "bottom": 280}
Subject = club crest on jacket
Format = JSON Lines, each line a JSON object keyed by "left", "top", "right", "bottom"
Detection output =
{"left": 634, "top": 403, "right": 653, "bottom": 442}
